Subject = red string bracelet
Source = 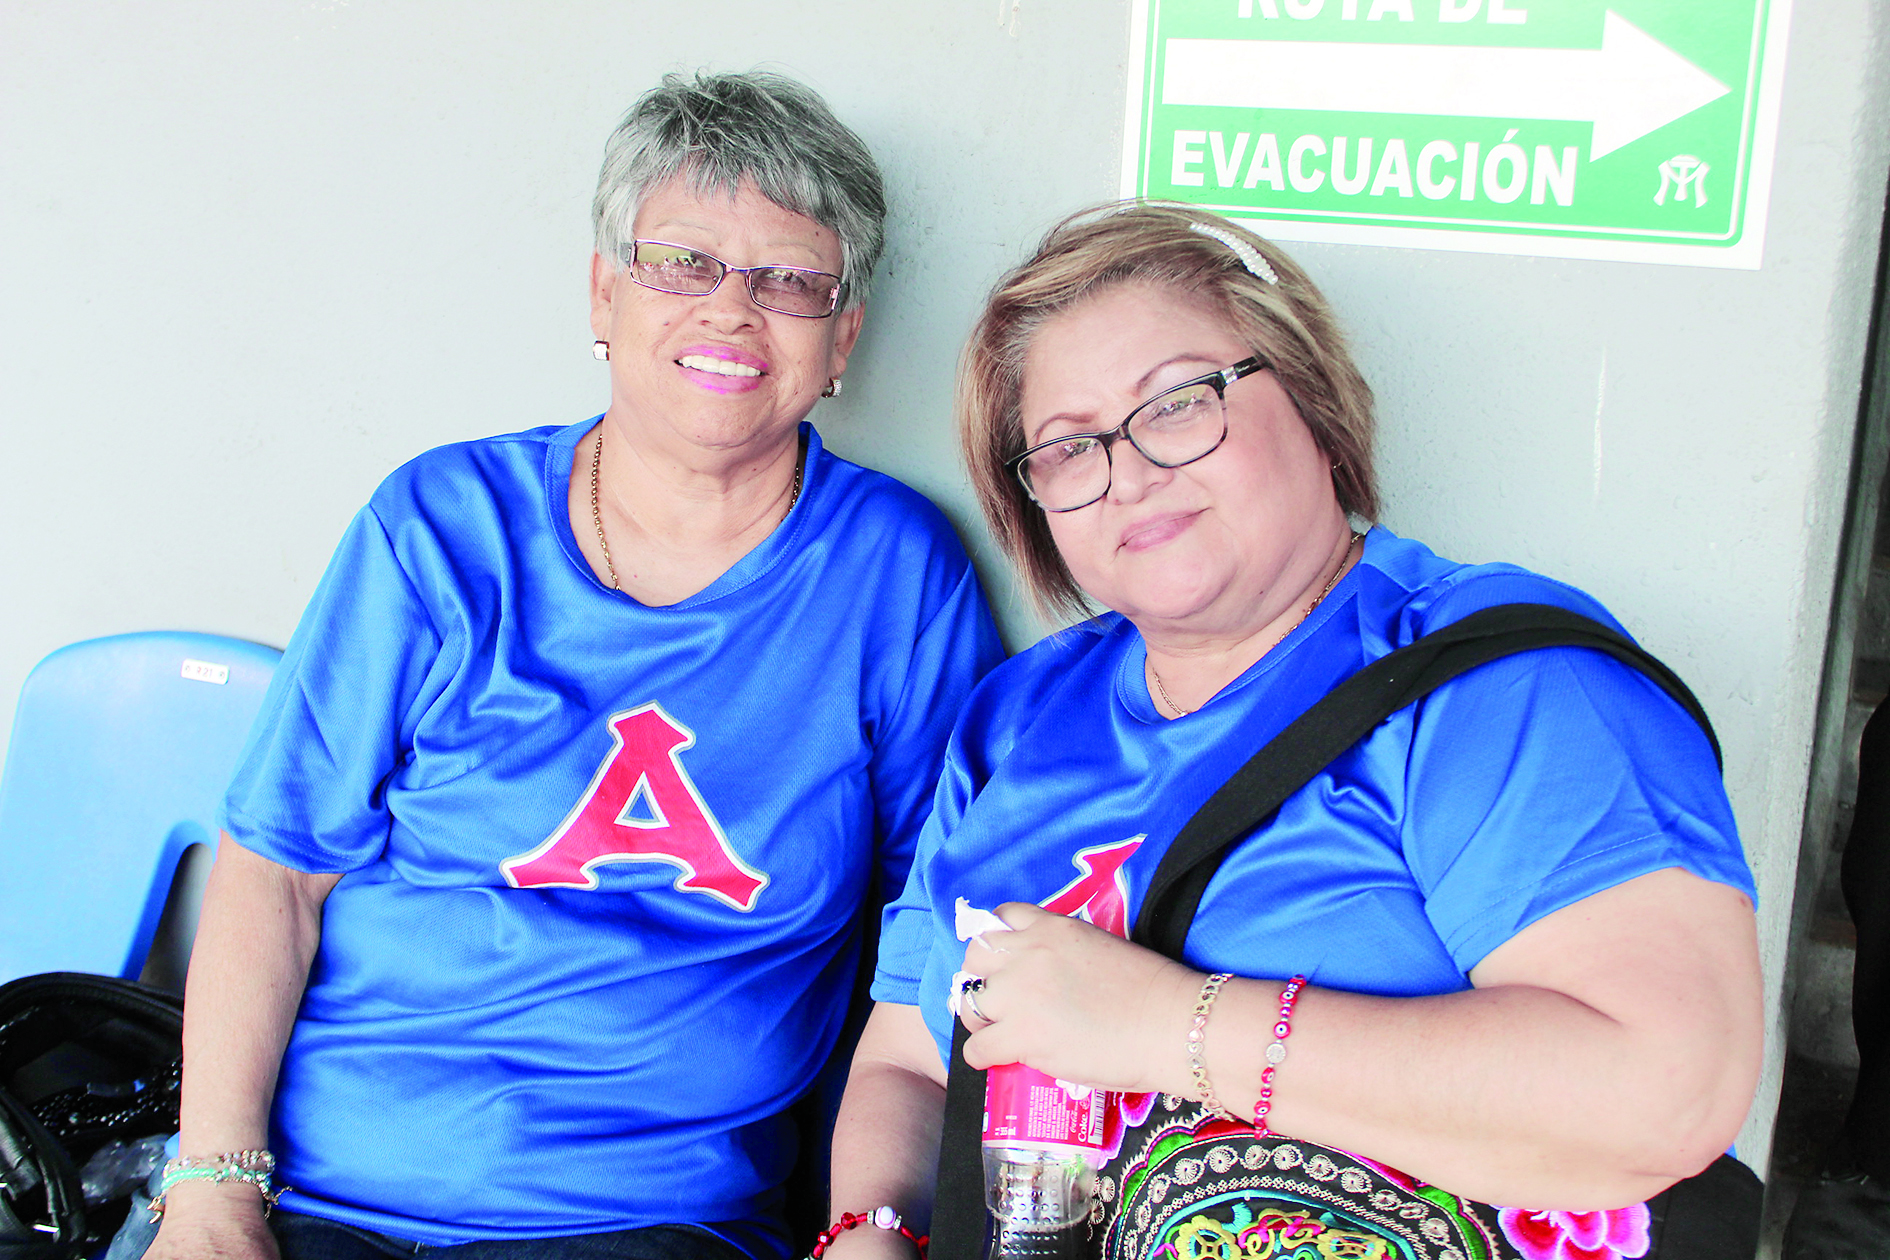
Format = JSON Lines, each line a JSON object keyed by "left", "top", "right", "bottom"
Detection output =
{"left": 807, "top": 1206, "right": 929, "bottom": 1258}
{"left": 1253, "top": 974, "right": 1307, "bottom": 1138}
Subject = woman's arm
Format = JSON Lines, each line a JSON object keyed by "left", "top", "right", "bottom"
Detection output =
{"left": 1273, "top": 868, "right": 1759, "bottom": 1207}
{"left": 145, "top": 833, "right": 341, "bottom": 1260}
{"left": 960, "top": 867, "right": 1762, "bottom": 1210}
{"left": 824, "top": 1003, "right": 951, "bottom": 1259}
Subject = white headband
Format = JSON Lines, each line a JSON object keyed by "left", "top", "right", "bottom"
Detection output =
{"left": 1189, "top": 220, "right": 1280, "bottom": 285}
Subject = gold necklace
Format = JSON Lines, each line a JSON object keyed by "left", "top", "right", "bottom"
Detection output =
{"left": 1150, "top": 530, "right": 1364, "bottom": 718}
{"left": 588, "top": 427, "right": 803, "bottom": 592}
{"left": 1149, "top": 669, "right": 1192, "bottom": 719}
{"left": 589, "top": 428, "right": 621, "bottom": 590}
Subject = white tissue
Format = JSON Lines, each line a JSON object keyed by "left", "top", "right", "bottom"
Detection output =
{"left": 955, "top": 897, "right": 1012, "bottom": 944}
{"left": 948, "top": 970, "right": 978, "bottom": 1019}
{"left": 951, "top": 900, "right": 1015, "bottom": 1018}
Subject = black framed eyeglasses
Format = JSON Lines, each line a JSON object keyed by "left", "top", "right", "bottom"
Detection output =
{"left": 1005, "top": 357, "right": 1269, "bottom": 512}
{"left": 622, "top": 240, "right": 846, "bottom": 318}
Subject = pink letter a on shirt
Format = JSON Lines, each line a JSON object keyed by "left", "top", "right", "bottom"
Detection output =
{"left": 501, "top": 703, "right": 768, "bottom": 910}
{"left": 1040, "top": 837, "right": 1143, "bottom": 937}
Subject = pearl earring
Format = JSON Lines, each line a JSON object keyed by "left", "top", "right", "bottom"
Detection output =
{"left": 592, "top": 341, "right": 609, "bottom": 361}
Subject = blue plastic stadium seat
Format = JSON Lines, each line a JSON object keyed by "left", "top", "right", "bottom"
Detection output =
{"left": 0, "top": 632, "right": 280, "bottom": 984}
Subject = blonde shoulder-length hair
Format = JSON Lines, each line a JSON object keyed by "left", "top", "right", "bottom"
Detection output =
{"left": 957, "top": 203, "right": 1379, "bottom": 624}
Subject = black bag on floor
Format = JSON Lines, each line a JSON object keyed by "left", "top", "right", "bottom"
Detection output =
{"left": 0, "top": 974, "right": 183, "bottom": 1260}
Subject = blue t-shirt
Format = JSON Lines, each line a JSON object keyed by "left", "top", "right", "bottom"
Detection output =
{"left": 222, "top": 419, "right": 1003, "bottom": 1254}
{"left": 874, "top": 528, "right": 1754, "bottom": 1068}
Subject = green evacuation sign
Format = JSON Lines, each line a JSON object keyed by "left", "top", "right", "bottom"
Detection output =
{"left": 1122, "top": 0, "right": 1791, "bottom": 267}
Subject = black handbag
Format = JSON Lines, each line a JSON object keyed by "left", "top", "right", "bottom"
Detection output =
{"left": 0, "top": 974, "right": 183, "bottom": 1260}
{"left": 931, "top": 604, "right": 1761, "bottom": 1260}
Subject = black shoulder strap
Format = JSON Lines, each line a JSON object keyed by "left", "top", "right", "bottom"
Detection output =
{"left": 928, "top": 603, "right": 1719, "bottom": 1260}
{"left": 1132, "top": 602, "right": 1718, "bottom": 958}
{"left": 929, "top": 1022, "right": 990, "bottom": 1260}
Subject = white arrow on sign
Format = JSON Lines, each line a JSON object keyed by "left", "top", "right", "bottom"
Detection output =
{"left": 1161, "top": 10, "right": 1731, "bottom": 160}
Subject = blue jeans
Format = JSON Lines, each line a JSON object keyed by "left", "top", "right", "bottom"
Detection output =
{"left": 107, "top": 1178, "right": 753, "bottom": 1260}
{"left": 265, "top": 1213, "right": 748, "bottom": 1260}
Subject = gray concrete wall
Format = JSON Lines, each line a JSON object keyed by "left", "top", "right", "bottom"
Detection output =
{"left": 4, "top": 0, "right": 1888, "bottom": 1171}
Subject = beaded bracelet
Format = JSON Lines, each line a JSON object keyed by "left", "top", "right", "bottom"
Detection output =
{"left": 148, "top": 1150, "right": 285, "bottom": 1219}
{"left": 807, "top": 1206, "right": 928, "bottom": 1258}
{"left": 1186, "top": 971, "right": 1238, "bottom": 1121}
{"left": 1253, "top": 974, "right": 1307, "bottom": 1139}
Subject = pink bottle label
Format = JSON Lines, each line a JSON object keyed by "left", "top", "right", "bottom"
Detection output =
{"left": 982, "top": 1062, "right": 1112, "bottom": 1152}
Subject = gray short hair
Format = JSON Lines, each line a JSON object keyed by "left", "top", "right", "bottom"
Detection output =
{"left": 592, "top": 71, "right": 887, "bottom": 308}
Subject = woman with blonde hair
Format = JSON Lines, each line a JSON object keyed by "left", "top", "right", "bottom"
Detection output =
{"left": 820, "top": 204, "right": 1762, "bottom": 1260}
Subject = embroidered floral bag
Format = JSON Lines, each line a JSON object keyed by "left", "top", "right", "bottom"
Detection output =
{"left": 929, "top": 605, "right": 1761, "bottom": 1260}
{"left": 1095, "top": 1093, "right": 1760, "bottom": 1260}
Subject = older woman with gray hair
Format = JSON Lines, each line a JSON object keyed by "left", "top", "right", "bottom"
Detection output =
{"left": 132, "top": 71, "right": 1000, "bottom": 1260}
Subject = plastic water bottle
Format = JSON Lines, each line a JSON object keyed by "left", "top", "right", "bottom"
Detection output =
{"left": 981, "top": 1062, "right": 1114, "bottom": 1259}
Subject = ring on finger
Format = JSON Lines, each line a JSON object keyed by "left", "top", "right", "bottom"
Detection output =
{"left": 959, "top": 975, "right": 993, "bottom": 1024}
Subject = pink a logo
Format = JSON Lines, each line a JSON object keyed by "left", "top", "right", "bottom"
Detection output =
{"left": 500, "top": 703, "right": 768, "bottom": 911}
{"left": 1040, "top": 837, "right": 1143, "bottom": 937}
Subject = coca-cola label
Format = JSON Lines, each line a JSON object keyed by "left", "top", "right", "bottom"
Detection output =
{"left": 982, "top": 1062, "right": 1111, "bottom": 1151}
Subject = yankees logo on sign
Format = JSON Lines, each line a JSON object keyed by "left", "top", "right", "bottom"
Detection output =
{"left": 501, "top": 703, "right": 769, "bottom": 910}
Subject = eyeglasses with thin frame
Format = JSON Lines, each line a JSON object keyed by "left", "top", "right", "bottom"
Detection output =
{"left": 1006, "top": 357, "right": 1270, "bottom": 513}
{"left": 621, "top": 240, "right": 846, "bottom": 318}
